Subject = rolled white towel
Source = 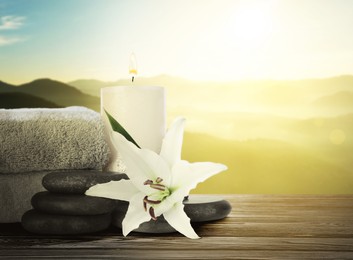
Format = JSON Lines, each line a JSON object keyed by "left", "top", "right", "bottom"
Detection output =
{"left": 0, "top": 106, "right": 110, "bottom": 173}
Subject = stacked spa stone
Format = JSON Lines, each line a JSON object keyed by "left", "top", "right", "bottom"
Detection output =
{"left": 112, "top": 196, "right": 232, "bottom": 233}
{"left": 21, "top": 170, "right": 128, "bottom": 235}
{"left": 22, "top": 170, "right": 233, "bottom": 235}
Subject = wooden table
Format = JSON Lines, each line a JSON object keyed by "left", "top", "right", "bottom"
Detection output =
{"left": 1, "top": 195, "right": 353, "bottom": 259}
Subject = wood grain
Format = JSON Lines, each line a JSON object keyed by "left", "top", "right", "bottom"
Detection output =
{"left": 1, "top": 195, "right": 352, "bottom": 259}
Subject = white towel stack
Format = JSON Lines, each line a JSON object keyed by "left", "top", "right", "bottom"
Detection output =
{"left": 0, "top": 106, "right": 111, "bottom": 222}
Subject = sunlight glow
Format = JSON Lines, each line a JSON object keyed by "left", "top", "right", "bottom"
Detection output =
{"left": 231, "top": 3, "right": 273, "bottom": 43}
{"left": 1, "top": 0, "right": 353, "bottom": 83}
{"left": 225, "top": 2, "right": 275, "bottom": 79}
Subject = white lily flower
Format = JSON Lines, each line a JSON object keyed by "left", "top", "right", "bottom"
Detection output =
{"left": 86, "top": 117, "right": 227, "bottom": 239}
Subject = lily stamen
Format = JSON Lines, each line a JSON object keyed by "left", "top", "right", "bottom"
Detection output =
{"left": 149, "top": 207, "right": 157, "bottom": 221}
{"left": 144, "top": 180, "right": 153, "bottom": 185}
{"left": 144, "top": 196, "right": 162, "bottom": 205}
{"left": 142, "top": 177, "right": 169, "bottom": 220}
{"left": 143, "top": 178, "right": 167, "bottom": 191}
{"left": 150, "top": 183, "right": 166, "bottom": 191}
{"left": 143, "top": 198, "right": 147, "bottom": 211}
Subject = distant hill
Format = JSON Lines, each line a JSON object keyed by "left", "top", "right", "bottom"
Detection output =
{"left": 312, "top": 91, "right": 353, "bottom": 107}
{"left": 298, "top": 75, "right": 353, "bottom": 95}
{"left": 0, "top": 79, "right": 100, "bottom": 111}
{"left": 69, "top": 74, "right": 353, "bottom": 96}
{"left": 0, "top": 81, "right": 16, "bottom": 92}
{"left": 305, "top": 91, "right": 353, "bottom": 116}
{"left": 68, "top": 79, "right": 115, "bottom": 97}
{"left": 68, "top": 75, "right": 198, "bottom": 97}
{"left": 2, "top": 74, "right": 353, "bottom": 117}
{"left": 0, "top": 92, "right": 61, "bottom": 109}
{"left": 67, "top": 75, "right": 353, "bottom": 118}
{"left": 183, "top": 131, "right": 353, "bottom": 194}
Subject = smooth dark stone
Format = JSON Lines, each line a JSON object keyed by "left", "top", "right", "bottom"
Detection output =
{"left": 21, "top": 209, "right": 111, "bottom": 235}
{"left": 42, "top": 170, "right": 128, "bottom": 194}
{"left": 183, "top": 196, "right": 232, "bottom": 222}
{"left": 31, "top": 191, "right": 116, "bottom": 215}
{"left": 113, "top": 200, "right": 130, "bottom": 212}
{"left": 113, "top": 211, "right": 176, "bottom": 234}
{"left": 112, "top": 196, "right": 232, "bottom": 233}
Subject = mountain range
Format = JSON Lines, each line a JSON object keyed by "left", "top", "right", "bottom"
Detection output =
{"left": 1, "top": 75, "right": 352, "bottom": 194}
{"left": 1, "top": 75, "right": 353, "bottom": 116}
{"left": 1, "top": 74, "right": 353, "bottom": 142}
{"left": 0, "top": 79, "right": 99, "bottom": 111}
{"left": 69, "top": 75, "right": 353, "bottom": 117}
{"left": 0, "top": 92, "right": 60, "bottom": 108}
{"left": 183, "top": 131, "right": 353, "bottom": 194}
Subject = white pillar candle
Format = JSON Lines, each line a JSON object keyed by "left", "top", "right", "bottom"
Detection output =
{"left": 101, "top": 86, "right": 166, "bottom": 172}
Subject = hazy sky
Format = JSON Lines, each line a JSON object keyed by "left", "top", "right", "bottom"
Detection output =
{"left": 1, "top": 0, "right": 353, "bottom": 84}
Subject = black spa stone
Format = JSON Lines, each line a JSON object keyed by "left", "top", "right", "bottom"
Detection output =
{"left": 21, "top": 209, "right": 111, "bottom": 235}
{"left": 113, "top": 211, "right": 176, "bottom": 233}
{"left": 31, "top": 191, "right": 116, "bottom": 215}
{"left": 112, "top": 196, "right": 232, "bottom": 233}
{"left": 42, "top": 170, "right": 128, "bottom": 194}
{"left": 183, "top": 196, "right": 232, "bottom": 222}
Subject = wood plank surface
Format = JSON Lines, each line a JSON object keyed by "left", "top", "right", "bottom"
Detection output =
{"left": 1, "top": 195, "right": 353, "bottom": 259}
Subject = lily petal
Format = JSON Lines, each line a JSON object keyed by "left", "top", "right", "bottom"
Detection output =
{"left": 112, "top": 132, "right": 172, "bottom": 191}
{"left": 163, "top": 202, "right": 200, "bottom": 239}
{"left": 160, "top": 117, "right": 185, "bottom": 167}
{"left": 85, "top": 180, "right": 138, "bottom": 201}
{"left": 122, "top": 192, "right": 151, "bottom": 236}
{"left": 170, "top": 161, "right": 228, "bottom": 202}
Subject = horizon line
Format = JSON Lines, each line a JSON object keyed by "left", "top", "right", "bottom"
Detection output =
{"left": 2, "top": 73, "right": 353, "bottom": 86}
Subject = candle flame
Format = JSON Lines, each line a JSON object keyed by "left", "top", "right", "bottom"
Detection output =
{"left": 129, "top": 53, "right": 138, "bottom": 82}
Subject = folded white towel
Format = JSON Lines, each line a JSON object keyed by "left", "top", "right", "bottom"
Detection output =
{"left": 0, "top": 171, "right": 48, "bottom": 222}
{"left": 0, "top": 106, "right": 110, "bottom": 173}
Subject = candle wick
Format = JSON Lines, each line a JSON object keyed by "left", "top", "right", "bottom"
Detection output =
{"left": 132, "top": 76, "right": 134, "bottom": 83}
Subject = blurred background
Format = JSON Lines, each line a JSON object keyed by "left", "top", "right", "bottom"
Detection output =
{"left": 1, "top": 0, "right": 352, "bottom": 194}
